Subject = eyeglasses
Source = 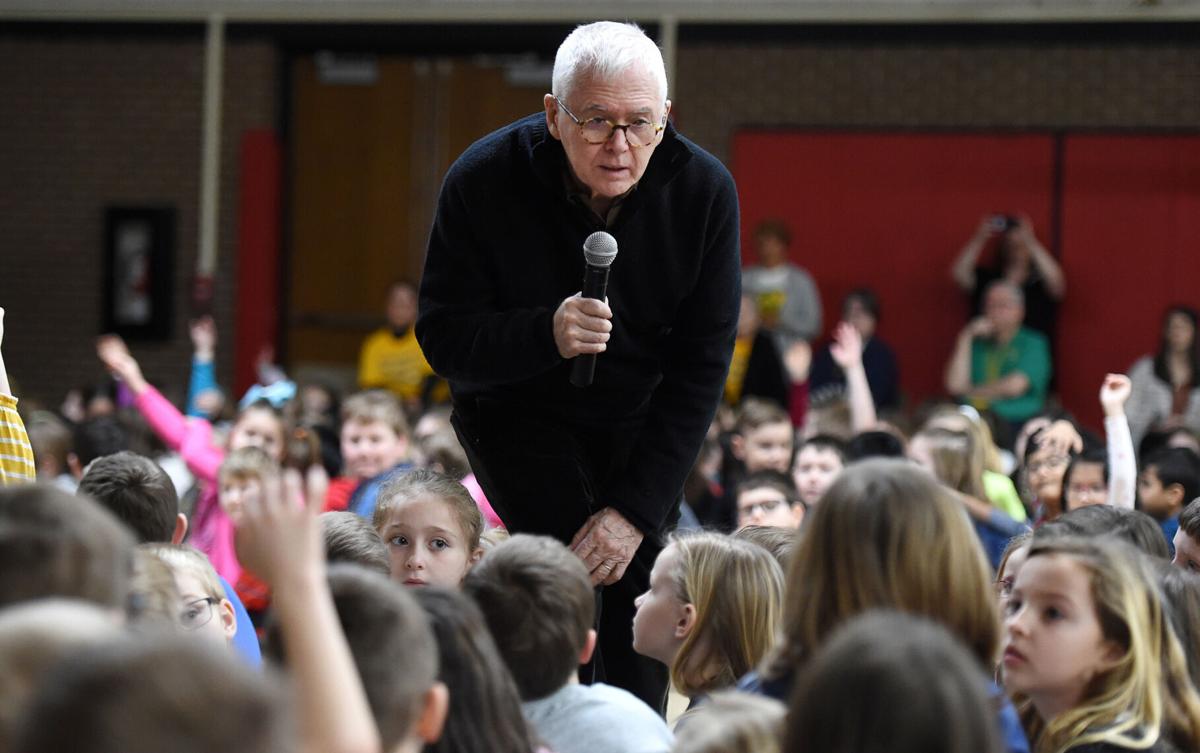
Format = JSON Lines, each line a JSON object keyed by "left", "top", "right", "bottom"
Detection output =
{"left": 738, "top": 497, "right": 788, "bottom": 518}
{"left": 994, "top": 576, "right": 1015, "bottom": 599}
{"left": 554, "top": 96, "right": 665, "bottom": 147}
{"left": 181, "top": 597, "right": 218, "bottom": 630}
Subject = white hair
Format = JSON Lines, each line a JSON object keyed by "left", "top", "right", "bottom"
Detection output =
{"left": 552, "top": 21, "right": 668, "bottom": 104}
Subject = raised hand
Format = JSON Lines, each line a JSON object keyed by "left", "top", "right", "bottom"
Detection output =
{"left": 1038, "top": 419, "right": 1084, "bottom": 457}
{"left": 232, "top": 466, "right": 328, "bottom": 587}
{"left": 829, "top": 321, "right": 864, "bottom": 371}
{"left": 96, "top": 334, "right": 149, "bottom": 394}
{"left": 189, "top": 316, "right": 217, "bottom": 360}
{"left": 1099, "top": 373, "right": 1132, "bottom": 418}
{"left": 783, "top": 340, "right": 812, "bottom": 383}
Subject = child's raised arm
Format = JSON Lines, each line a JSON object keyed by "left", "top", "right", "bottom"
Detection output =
{"left": 97, "top": 333, "right": 223, "bottom": 482}
{"left": 830, "top": 322, "right": 878, "bottom": 433}
{"left": 186, "top": 316, "right": 221, "bottom": 418}
{"left": 0, "top": 308, "right": 36, "bottom": 485}
{"left": 96, "top": 334, "right": 151, "bottom": 396}
{"left": 1100, "top": 373, "right": 1136, "bottom": 510}
{"left": 233, "top": 466, "right": 380, "bottom": 753}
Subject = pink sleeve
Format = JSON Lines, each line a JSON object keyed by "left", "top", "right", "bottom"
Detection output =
{"left": 462, "top": 473, "right": 505, "bottom": 529}
{"left": 134, "top": 385, "right": 224, "bottom": 483}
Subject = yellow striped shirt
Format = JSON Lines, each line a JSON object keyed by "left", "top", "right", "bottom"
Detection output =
{"left": 0, "top": 394, "right": 36, "bottom": 485}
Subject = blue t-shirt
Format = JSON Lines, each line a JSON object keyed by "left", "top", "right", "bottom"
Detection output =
{"left": 348, "top": 462, "right": 414, "bottom": 520}
{"left": 219, "top": 575, "right": 261, "bottom": 666}
{"left": 1162, "top": 515, "right": 1180, "bottom": 557}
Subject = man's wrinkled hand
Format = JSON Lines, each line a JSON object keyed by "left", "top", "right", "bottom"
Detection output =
{"left": 554, "top": 294, "right": 612, "bottom": 359}
{"left": 569, "top": 506, "right": 644, "bottom": 586}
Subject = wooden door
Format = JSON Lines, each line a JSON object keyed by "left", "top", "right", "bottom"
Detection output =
{"left": 287, "top": 54, "right": 547, "bottom": 382}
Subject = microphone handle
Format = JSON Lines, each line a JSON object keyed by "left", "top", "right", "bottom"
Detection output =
{"left": 570, "top": 264, "right": 611, "bottom": 388}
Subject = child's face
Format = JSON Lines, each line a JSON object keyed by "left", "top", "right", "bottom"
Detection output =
{"left": 1026, "top": 445, "right": 1070, "bottom": 509}
{"left": 1001, "top": 554, "right": 1120, "bottom": 719}
{"left": 1064, "top": 462, "right": 1107, "bottom": 509}
{"left": 218, "top": 475, "right": 261, "bottom": 517}
{"left": 738, "top": 421, "right": 794, "bottom": 474}
{"left": 174, "top": 572, "right": 236, "bottom": 648}
{"left": 380, "top": 494, "right": 481, "bottom": 588}
{"left": 1172, "top": 528, "right": 1200, "bottom": 572}
{"left": 792, "top": 446, "right": 843, "bottom": 507}
{"left": 229, "top": 408, "right": 284, "bottom": 462}
{"left": 632, "top": 543, "right": 691, "bottom": 666}
{"left": 995, "top": 544, "right": 1030, "bottom": 615}
{"left": 341, "top": 419, "right": 407, "bottom": 480}
{"left": 1137, "top": 466, "right": 1178, "bottom": 521}
{"left": 737, "top": 487, "right": 802, "bottom": 530}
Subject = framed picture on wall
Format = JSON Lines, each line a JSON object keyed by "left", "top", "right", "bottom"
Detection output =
{"left": 102, "top": 206, "right": 175, "bottom": 341}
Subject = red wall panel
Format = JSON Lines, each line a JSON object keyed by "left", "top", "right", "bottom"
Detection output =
{"left": 732, "top": 131, "right": 1056, "bottom": 409}
{"left": 235, "top": 129, "right": 283, "bottom": 397}
{"left": 1058, "top": 136, "right": 1200, "bottom": 430}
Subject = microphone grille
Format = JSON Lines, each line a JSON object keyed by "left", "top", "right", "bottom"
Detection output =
{"left": 583, "top": 231, "right": 619, "bottom": 268}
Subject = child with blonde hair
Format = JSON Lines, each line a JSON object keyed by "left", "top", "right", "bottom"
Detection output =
{"left": 142, "top": 543, "right": 238, "bottom": 648}
{"left": 743, "top": 459, "right": 1030, "bottom": 753}
{"left": 632, "top": 532, "right": 783, "bottom": 708}
{"left": 1003, "top": 535, "right": 1200, "bottom": 752}
{"left": 671, "top": 691, "right": 784, "bottom": 753}
{"left": 373, "top": 468, "right": 483, "bottom": 588}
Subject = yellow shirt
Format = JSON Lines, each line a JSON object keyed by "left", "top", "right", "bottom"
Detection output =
{"left": 358, "top": 328, "right": 443, "bottom": 402}
{"left": 724, "top": 336, "right": 753, "bottom": 405}
{"left": 0, "top": 394, "right": 36, "bottom": 485}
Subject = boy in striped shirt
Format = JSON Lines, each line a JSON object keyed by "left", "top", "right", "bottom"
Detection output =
{"left": 0, "top": 308, "right": 36, "bottom": 485}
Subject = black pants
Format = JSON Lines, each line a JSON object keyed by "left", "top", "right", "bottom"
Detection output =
{"left": 452, "top": 397, "right": 672, "bottom": 713}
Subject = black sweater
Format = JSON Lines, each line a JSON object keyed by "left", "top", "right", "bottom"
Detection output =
{"left": 416, "top": 113, "right": 740, "bottom": 536}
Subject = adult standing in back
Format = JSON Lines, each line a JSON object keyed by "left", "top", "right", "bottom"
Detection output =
{"left": 742, "top": 219, "right": 823, "bottom": 350}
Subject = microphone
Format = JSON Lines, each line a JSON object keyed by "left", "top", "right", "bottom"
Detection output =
{"left": 570, "top": 231, "right": 618, "bottom": 388}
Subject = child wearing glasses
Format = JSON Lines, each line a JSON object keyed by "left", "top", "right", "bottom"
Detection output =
{"left": 734, "top": 470, "right": 804, "bottom": 531}
{"left": 143, "top": 544, "right": 237, "bottom": 648}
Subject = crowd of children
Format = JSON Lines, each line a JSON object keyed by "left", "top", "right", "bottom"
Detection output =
{"left": 1, "top": 289, "right": 1200, "bottom": 753}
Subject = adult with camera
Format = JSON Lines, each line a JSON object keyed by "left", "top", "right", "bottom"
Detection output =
{"left": 950, "top": 213, "right": 1065, "bottom": 340}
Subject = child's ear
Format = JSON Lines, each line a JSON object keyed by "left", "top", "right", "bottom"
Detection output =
{"left": 790, "top": 502, "right": 806, "bottom": 528}
{"left": 66, "top": 452, "right": 83, "bottom": 480}
{"left": 578, "top": 629, "right": 597, "bottom": 666}
{"left": 674, "top": 603, "right": 697, "bottom": 640}
{"left": 218, "top": 599, "right": 237, "bottom": 642}
{"left": 171, "top": 514, "right": 189, "bottom": 545}
{"left": 729, "top": 434, "right": 746, "bottom": 461}
{"left": 416, "top": 681, "right": 449, "bottom": 744}
{"left": 1098, "top": 639, "right": 1126, "bottom": 673}
{"left": 1165, "top": 483, "right": 1186, "bottom": 513}
{"left": 468, "top": 546, "right": 484, "bottom": 566}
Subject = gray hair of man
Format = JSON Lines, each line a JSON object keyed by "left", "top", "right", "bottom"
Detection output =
{"left": 984, "top": 278, "right": 1025, "bottom": 309}
{"left": 551, "top": 21, "right": 668, "bottom": 105}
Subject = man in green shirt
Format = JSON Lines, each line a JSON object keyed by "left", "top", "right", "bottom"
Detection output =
{"left": 945, "top": 281, "right": 1051, "bottom": 441}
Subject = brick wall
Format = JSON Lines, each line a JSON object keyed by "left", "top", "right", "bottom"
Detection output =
{"left": 0, "top": 27, "right": 277, "bottom": 409}
{"left": 2, "top": 22, "right": 1197, "bottom": 409}
{"left": 676, "top": 28, "right": 1200, "bottom": 163}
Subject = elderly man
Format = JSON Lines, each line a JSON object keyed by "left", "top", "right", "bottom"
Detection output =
{"left": 945, "top": 280, "right": 1051, "bottom": 441}
{"left": 415, "top": 22, "right": 739, "bottom": 708}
